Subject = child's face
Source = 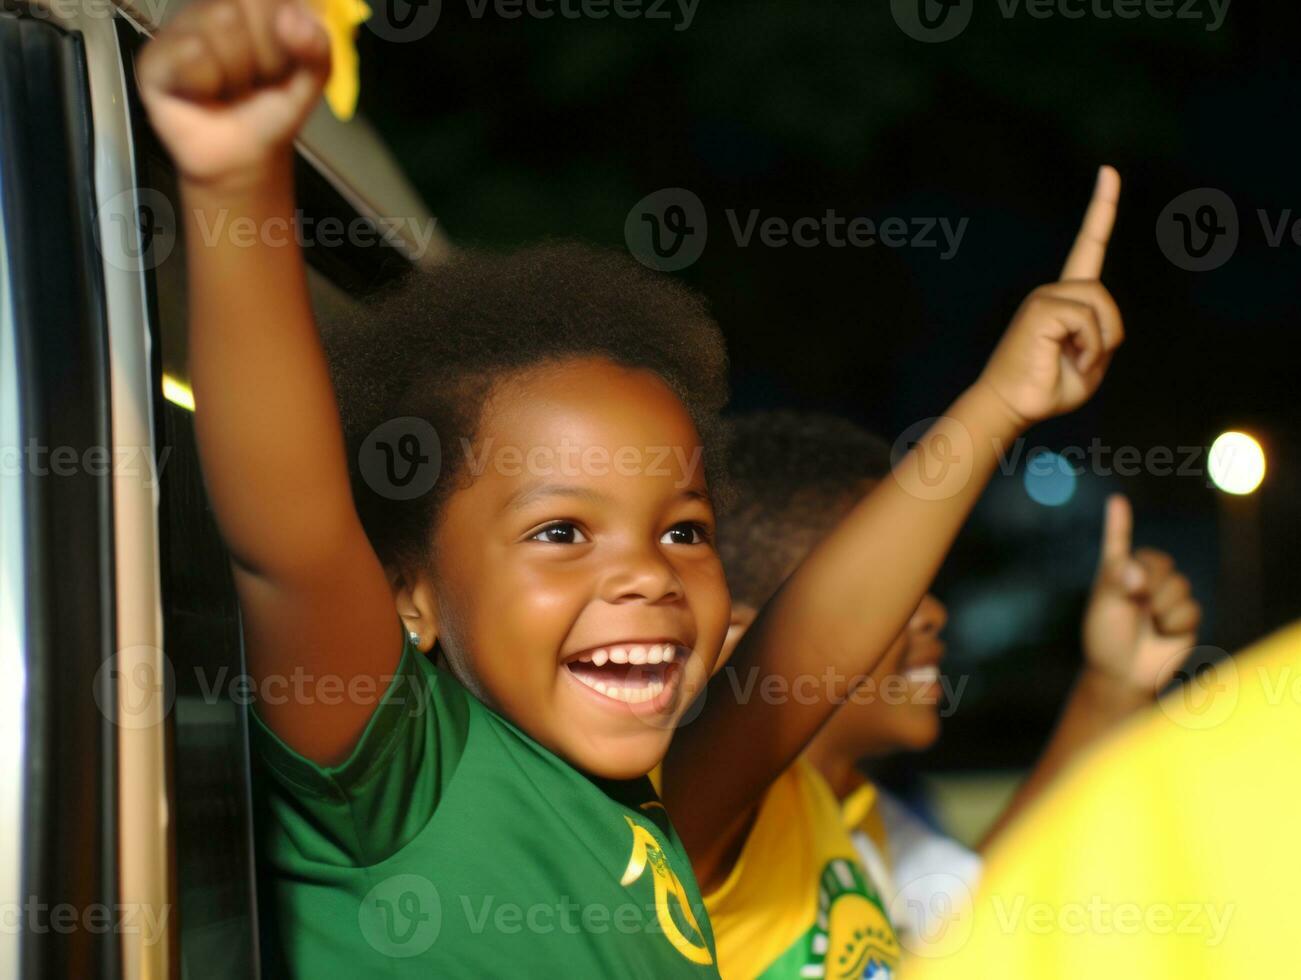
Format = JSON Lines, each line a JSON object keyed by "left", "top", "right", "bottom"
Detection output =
{"left": 822, "top": 592, "right": 949, "bottom": 754}
{"left": 412, "top": 357, "right": 729, "bottom": 779}
{"left": 725, "top": 593, "right": 949, "bottom": 756}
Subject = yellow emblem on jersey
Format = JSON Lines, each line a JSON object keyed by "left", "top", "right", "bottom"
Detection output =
{"left": 621, "top": 816, "right": 714, "bottom": 965}
{"left": 815, "top": 858, "right": 901, "bottom": 979}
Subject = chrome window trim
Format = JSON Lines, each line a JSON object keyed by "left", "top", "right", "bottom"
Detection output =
{"left": 28, "top": 3, "right": 174, "bottom": 976}
{"left": 0, "top": 104, "right": 28, "bottom": 980}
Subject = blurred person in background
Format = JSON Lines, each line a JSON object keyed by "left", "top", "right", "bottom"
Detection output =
{"left": 702, "top": 411, "right": 1201, "bottom": 973}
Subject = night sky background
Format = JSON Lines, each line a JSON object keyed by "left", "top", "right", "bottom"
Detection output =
{"left": 351, "top": 0, "right": 1300, "bottom": 775}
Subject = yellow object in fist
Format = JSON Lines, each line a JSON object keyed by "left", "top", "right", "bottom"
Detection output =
{"left": 307, "top": 0, "right": 371, "bottom": 119}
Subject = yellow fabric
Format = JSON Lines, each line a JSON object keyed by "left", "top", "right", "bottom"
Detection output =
{"left": 842, "top": 779, "right": 891, "bottom": 865}
{"left": 306, "top": 0, "right": 370, "bottom": 120}
{"left": 906, "top": 620, "right": 1301, "bottom": 979}
{"left": 704, "top": 759, "right": 901, "bottom": 978}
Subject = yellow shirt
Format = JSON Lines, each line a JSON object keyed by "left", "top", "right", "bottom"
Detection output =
{"left": 703, "top": 759, "right": 902, "bottom": 979}
{"left": 906, "top": 620, "right": 1301, "bottom": 979}
{"left": 842, "top": 780, "right": 891, "bottom": 858}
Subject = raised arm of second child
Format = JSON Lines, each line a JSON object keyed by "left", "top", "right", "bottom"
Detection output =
{"left": 666, "top": 168, "right": 1126, "bottom": 888}
{"left": 979, "top": 494, "right": 1202, "bottom": 848}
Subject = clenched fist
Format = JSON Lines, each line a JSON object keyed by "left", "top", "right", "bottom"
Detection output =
{"left": 137, "top": 0, "right": 331, "bottom": 188}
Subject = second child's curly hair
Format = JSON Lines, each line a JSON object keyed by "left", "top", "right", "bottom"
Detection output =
{"left": 322, "top": 241, "right": 730, "bottom": 574}
{"left": 719, "top": 411, "right": 892, "bottom": 609}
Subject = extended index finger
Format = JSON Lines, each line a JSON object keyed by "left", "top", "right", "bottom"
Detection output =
{"left": 1100, "top": 493, "right": 1132, "bottom": 565}
{"left": 1060, "top": 165, "right": 1121, "bottom": 281}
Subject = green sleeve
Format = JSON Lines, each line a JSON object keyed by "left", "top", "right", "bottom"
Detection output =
{"left": 247, "top": 632, "right": 471, "bottom": 867}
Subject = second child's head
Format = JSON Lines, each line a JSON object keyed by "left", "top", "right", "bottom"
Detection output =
{"left": 717, "top": 412, "right": 949, "bottom": 755}
{"left": 325, "top": 243, "right": 732, "bottom": 780}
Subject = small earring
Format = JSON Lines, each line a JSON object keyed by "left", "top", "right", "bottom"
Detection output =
{"left": 408, "top": 630, "right": 420, "bottom": 645}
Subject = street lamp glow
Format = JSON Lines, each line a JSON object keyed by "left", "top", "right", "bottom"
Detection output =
{"left": 1208, "top": 431, "right": 1266, "bottom": 495}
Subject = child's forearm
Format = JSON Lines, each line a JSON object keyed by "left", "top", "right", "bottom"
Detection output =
{"left": 141, "top": 0, "right": 401, "bottom": 764}
{"left": 981, "top": 506, "right": 1202, "bottom": 848}
{"left": 181, "top": 156, "right": 404, "bottom": 761}
{"left": 666, "top": 381, "right": 1024, "bottom": 884}
{"left": 735, "top": 382, "right": 1020, "bottom": 692}
{"left": 181, "top": 156, "right": 358, "bottom": 579}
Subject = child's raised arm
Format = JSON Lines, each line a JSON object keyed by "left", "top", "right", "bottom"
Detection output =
{"left": 138, "top": 0, "right": 401, "bottom": 764}
{"left": 978, "top": 494, "right": 1202, "bottom": 848}
{"left": 665, "top": 169, "right": 1127, "bottom": 887}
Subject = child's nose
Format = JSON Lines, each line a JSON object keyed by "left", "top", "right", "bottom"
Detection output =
{"left": 603, "top": 546, "right": 685, "bottom": 604}
{"left": 910, "top": 593, "right": 948, "bottom": 636}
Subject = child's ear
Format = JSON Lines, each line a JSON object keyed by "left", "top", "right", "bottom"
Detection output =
{"left": 387, "top": 563, "right": 441, "bottom": 655}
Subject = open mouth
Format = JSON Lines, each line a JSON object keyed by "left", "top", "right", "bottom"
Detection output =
{"left": 563, "top": 643, "right": 685, "bottom": 707}
{"left": 903, "top": 664, "right": 941, "bottom": 686}
{"left": 902, "top": 641, "right": 946, "bottom": 687}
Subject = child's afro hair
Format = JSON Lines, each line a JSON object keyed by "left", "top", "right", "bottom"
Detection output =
{"left": 322, "top": 240, "right": 730, "bottom": 574}
{"left": 718, "top": 411, "right": 892, "bottom": 609}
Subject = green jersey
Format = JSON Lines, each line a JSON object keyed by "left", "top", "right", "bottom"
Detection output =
{"left": 250, "top": 630, "right": 720, "bottom": 977}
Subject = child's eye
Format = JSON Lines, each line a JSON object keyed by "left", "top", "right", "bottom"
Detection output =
{"left": 661, "top": 522, "right": 709, "bottom": 546}
{"left": 530, "top": 522, "right": 589, "bottom": 545}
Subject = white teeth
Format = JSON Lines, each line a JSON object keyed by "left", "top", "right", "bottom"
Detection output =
{"left": 905, "top": 666, "right": 940, "bottom": 685}
{"left": 572, "top": 643, "right": 682, "bottom": 667}
{"left": 566, "top": 643, "right": 683, "bottom": 705}
{"left": 568, "top": 668, "right": 670, "bottom": 705}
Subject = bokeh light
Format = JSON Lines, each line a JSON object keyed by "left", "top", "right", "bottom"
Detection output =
{"left": 1023, "top": 451, "right": 1077, "bottom": 507}
{"left": 1208, "top": 431, "right": 1266, "bottom": 495}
